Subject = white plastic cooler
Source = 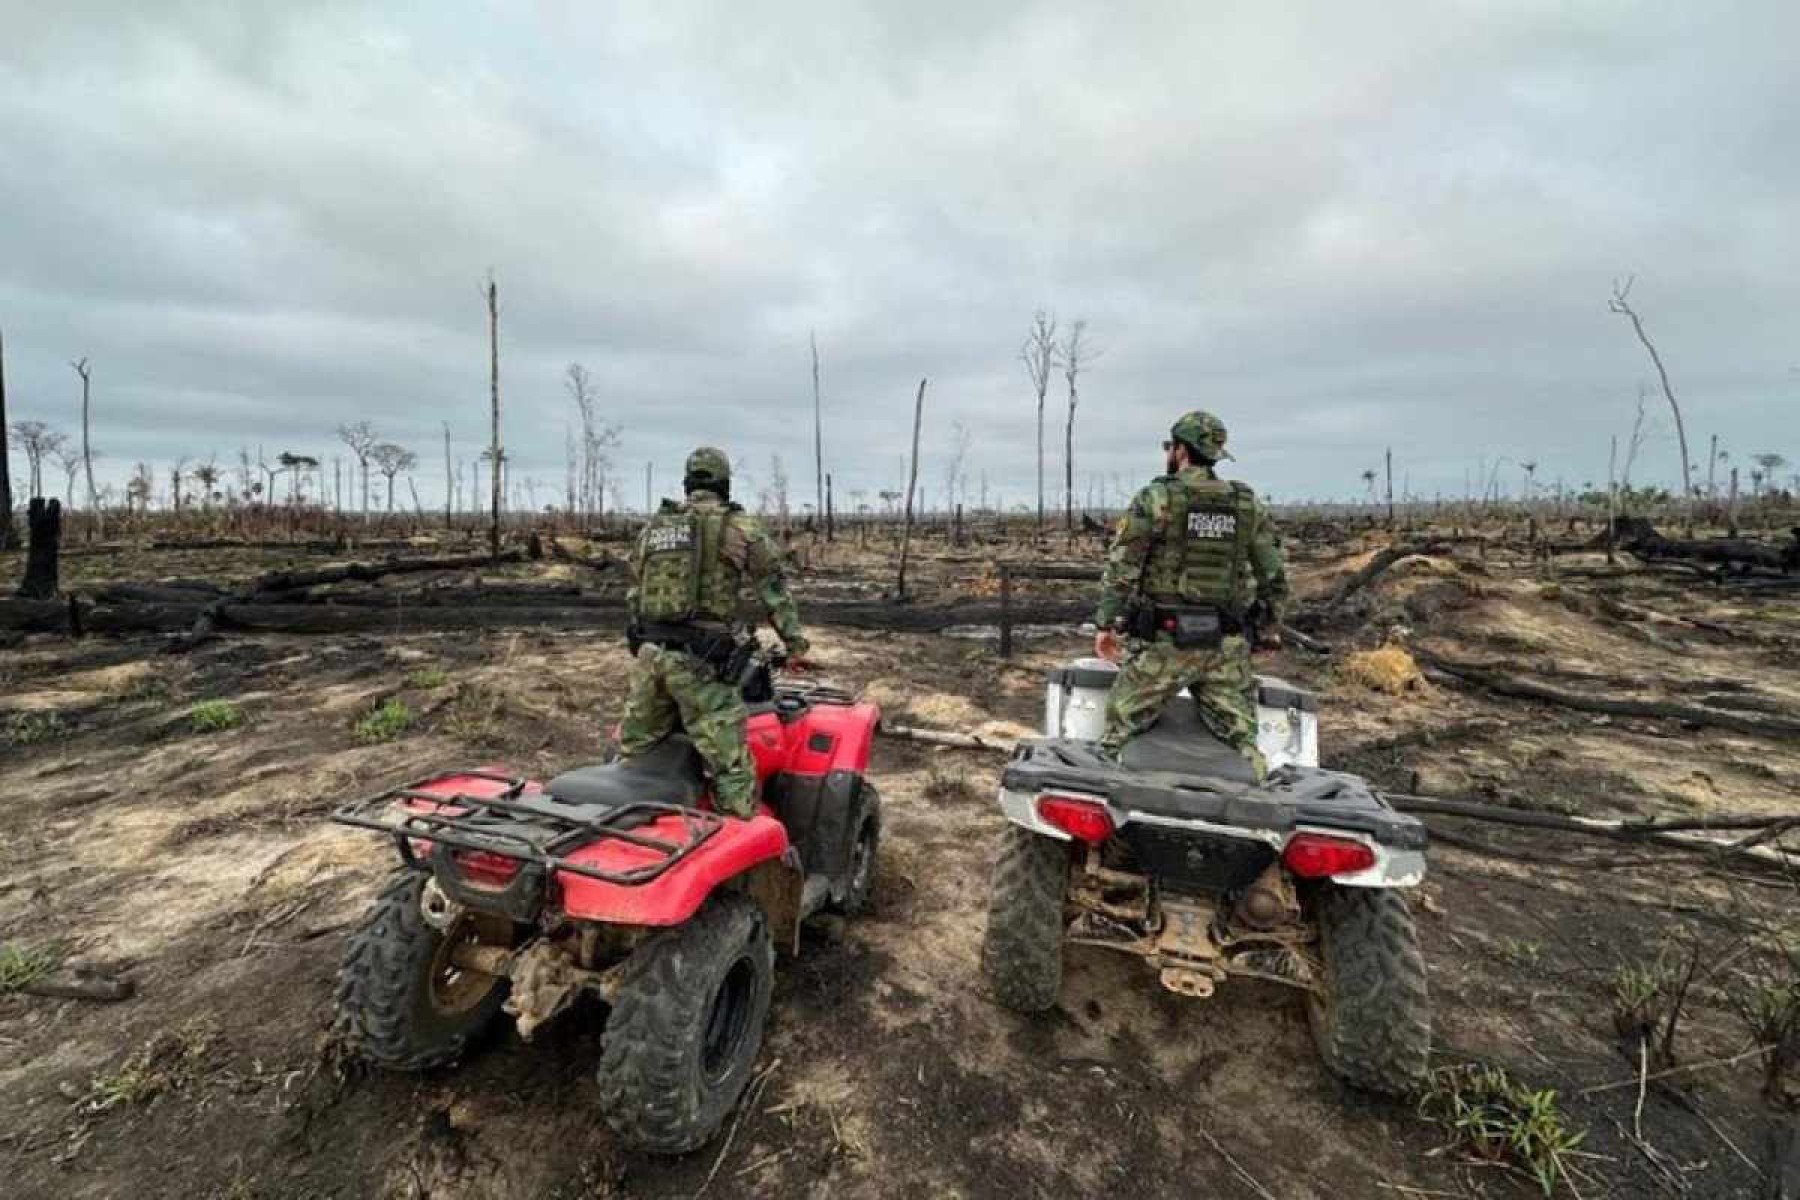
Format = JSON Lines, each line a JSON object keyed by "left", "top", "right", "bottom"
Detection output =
{"left": 1043, "top": 658, "right": 1320, "bottom": 771}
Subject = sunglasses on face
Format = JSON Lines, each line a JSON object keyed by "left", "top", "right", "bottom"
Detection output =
{"left": 1162, "top": 440, "right": 1175, "bottom": 451}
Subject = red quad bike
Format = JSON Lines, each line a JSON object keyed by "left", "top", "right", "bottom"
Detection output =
{"left": 330, "top": 646, "right": 881, "bottom": 1153}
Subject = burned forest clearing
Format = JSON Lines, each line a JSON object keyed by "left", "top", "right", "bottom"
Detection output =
{"left": 1, "top": 520, "right": 1797, "bottom": 1200}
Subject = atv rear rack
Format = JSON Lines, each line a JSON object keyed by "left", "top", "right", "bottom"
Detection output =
{"left": 332, "top": 770, "right": 725, "bottom": 918}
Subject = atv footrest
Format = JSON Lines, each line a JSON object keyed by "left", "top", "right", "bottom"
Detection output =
{"left": 332, "top": 771, "right": 726, "bottom": 898}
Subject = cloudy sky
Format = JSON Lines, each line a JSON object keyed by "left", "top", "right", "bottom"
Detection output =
{"left": 2, "top": 0, "right": 1795, "bottom": 514}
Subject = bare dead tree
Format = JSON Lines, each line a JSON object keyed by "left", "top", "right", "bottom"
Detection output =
{"left": 1060, "top": 319, "right": 1092, "bottom": 533}
{"left": 486, "top": 273, "right": 502, "bottom": 557}
{"left": 70, "top": 357, "right": 97, "bottom": 533}
{"left": 943, "top": 420, "right": 972, "bottom": 513}
{"left": 9, "top": 421, "right": 64, "bottom": 500}
{"left": 371, "top": 442, "right": 418, "bottom": 517}
{"left": 564, "top": 425, "right": 577, "bottom": 515}
{"left": 562, "top": 365, "right": 623, "bottom": 521}
{"left": 0, "top": 325, "right": 16, "bottom": 549}
{"left": 896, "top": 378, "right": 927, "bottom": 599}
{"left": 442, "top": 422, "right": 454, "bottom": 530}
{"left": 336, "top": 421, "right": 378, "bottom": 522}
{"left": 169, "top": 455, "right": 190, "bottom": 512}
{"left": 811, "top": 330, "right": 826, "bottom": 539}
{"left": 54, "top": 443, "right": 80, "bottom": 512}
{"left": 1019, "top": 311, "right": 1060, "bottom": 537}
{"left": 1385, "top": 447, "right": 1395, "bottom": 527}
{"left": 565, "top": 363, "right": 605, "bottom": 518}
{"left": 1609, "top": 277, "right": 1694, "bottom": 526}
{"left": 769, "top": 454, "right": 791, "bottom": 535}
{"left": 125, "top": 462, "right": 153, "bottom": 517}
{"left": 1606, "top": 434, "right": 1618, "bottom": 562}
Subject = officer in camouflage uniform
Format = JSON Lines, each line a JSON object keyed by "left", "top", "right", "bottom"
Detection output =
{"left": 619, "top": 447, "right": 810, "bottom": 818}
{"left": 1094, "top": 412, "right": 1290, "bottom": 778}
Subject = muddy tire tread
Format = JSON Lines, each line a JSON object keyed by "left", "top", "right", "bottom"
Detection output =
{"left": 596, "top": 894, "right": 773, "bottom": 1154}
{"left": 333, "top": 869, "right": 506, "bottom": 1071}
{"left": 981, "top": 824, "right": 1068, "bottom": 1012}
{"left": 1309, "top": 886, "right": 1432, "bottom": 1095}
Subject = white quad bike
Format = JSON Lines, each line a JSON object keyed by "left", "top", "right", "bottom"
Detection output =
{"left": 980, "top": 659, "right": 1431, "bottom": 1094}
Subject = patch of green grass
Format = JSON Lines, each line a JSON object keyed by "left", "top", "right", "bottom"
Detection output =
{"left": 1498, "top": 937, "right": 1544, "bottom": 968}
{"left": 3, "top": 711, "right": 68, "bottom": 747}
{"left": 87, "top": 1021, "right": 218, "bottom": 1111}
{"left": 188, "top": 699, "right": 245, "bottom": 734}
{"left": 1420, "top": 1063, "right": 1586, "bottom": 1197}
{"left": 444, "top": 682, "right": 507, "bottom": 748}
{"left": 1611, "top": 956, "right": 1675, "bottom": 1041}
{"left": 1724, "top": 940, "right": 1800, "bottom": 1106}
{"left": 0, "top": 942, "right": 64, "bottom": 993}
{"left": 405, "top": 666, "right": 451, "bottom": 689}
{"left": 353, "top": 697, "right": 414, "bottom": 744}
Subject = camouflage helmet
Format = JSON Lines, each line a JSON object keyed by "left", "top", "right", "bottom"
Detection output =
{"left": 684, "top": 446, "right": 732, "bottom": 487}
{"left": 1170, "top": 410, "right": 1233, "bottom": 462}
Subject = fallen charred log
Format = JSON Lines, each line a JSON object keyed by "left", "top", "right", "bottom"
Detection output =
{"left": 0, "top": 594, "right": 1090, "bottom": 639}
{"left": 1416, "top": 649, "right": 1800, "bottom": 740}
{"left": 1611, "top": 517, "right": 1798, "bottom": 575}
{"left": 1308, "top": 541, "right": 1453, "bottom": 619}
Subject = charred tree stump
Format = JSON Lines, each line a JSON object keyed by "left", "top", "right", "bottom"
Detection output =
{"left": 18, "top": 497, "right": 61, "bottom": 599}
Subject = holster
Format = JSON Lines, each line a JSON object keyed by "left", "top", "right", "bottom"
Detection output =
{"left": 1131, "top": 603, "right": 1242, "bottom": 649}
{"left": 634, "top": 621, "right": 742, "bottom": 676}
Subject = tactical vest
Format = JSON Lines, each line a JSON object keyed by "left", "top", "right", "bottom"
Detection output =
{"left": 632, "top": 500, "right": 737, "bottom": 624}
{"left": 1143, "top": 475, "right": 1257, "bottom": 613}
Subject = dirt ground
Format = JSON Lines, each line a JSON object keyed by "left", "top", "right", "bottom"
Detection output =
{"left": 1, "top": 533, "right": 1796, "bottom": 1198}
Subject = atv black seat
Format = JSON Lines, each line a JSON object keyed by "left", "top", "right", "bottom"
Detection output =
{"left": 546, "top": 737, "right": 706, "bottom": 809}
{"left": 1118, "top": 694, "right": 1260, "bottom": 784}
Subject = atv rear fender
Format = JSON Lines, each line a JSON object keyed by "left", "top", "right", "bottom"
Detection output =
{"left": 997, "top": 784, "right": 1426, "bottom": 888}
{"left": 556, "top": 812, "right": 791, "bottom": 926}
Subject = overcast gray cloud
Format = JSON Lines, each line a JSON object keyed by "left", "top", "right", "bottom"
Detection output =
{"left": 2, "top": 0, "right": 1795, "bottom": 514}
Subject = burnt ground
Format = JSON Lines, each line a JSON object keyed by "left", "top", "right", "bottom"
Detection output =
{"left": 1, "top": 535, "right": 1797, "bottom": 1199}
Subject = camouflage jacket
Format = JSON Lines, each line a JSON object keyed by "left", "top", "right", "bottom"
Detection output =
{"left": 1095, "top": 465, "right": 1290, "bottom": 628}
{"left": 627, "top": 491, "right": 810, "bottom": 653}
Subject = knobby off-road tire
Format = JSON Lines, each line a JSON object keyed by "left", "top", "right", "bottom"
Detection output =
{"left": 833, "top": 785, "right": 882, "bottom": 918}
{"left": 1306, "top": 885, "right": 1432, "bottom": 1096}
{"left": 981, "top": 824, "right": 1070, "bottom": 1012}
{"left": 334, "top": 870, "right": 512, "bottom": 1070}
{"left": 597, "top": 894, "right": 775, "bottom": 1154}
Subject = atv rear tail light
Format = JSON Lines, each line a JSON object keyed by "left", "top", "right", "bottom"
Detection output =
{"left": 1036, "top": 794, "right": 1115, "bottom": 844}
{"left": 1282, "top": 833, "right": 1376, "bottom": 878}
{"left": 453, "top": 849, "right": 523, "bottom": 888}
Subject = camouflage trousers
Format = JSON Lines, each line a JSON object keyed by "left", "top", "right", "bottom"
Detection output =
{"left": 1099, "top": 635, "right": 1266, "bottom": 780}
{"left": 618, "top": 644, "right": 757, "bottom": 817}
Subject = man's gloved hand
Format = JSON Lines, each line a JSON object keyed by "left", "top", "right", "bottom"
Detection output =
{"left": 784, "top": 643, "right": 814, "bottom": 672}
{"left": 1095, "top": 629, "right": 1124, "bottom": 663}
{"left": 1254, "top": 625, "right": 1283, "bottom": 654}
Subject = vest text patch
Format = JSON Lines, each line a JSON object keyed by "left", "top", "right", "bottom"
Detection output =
{"left": 1186, "top": 511, "right": 1238, "bottom": 540}
{"left": 645, "top": 524, "right": 694, "bottom": 553}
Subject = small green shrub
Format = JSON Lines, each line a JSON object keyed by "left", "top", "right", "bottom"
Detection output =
{"left": 3, "top": 711, "right": 68, "bottom": 747}
{"left": 405, "top": 667, "right": 450, "bottom": 689}
{"left": 1611, "top": 955, "right": 1675, "bottom": 1041}
{"left": 1420, "top": 1063, "right": 1585, "bottom": 1196}
{"left": 1498, "top": 937, "right": 1543, "bottom": 968}
{"left": 0, "top": 942, "right": 64, "bottom": 993}
{"left": 87, "top": 1021, "right": 218, "bottom": 1111}
{"left": 444, "top": 683, "right": 506, "bottom": 748}
{"left": 188, "top": 699, "right": 245, "bottom": 734}
{"left": 354, "top": 698, "right": 414, "bottom": 744}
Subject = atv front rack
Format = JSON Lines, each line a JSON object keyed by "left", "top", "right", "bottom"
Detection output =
{"left": 332, "top": 771, "right": 725, "bottom": 919}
